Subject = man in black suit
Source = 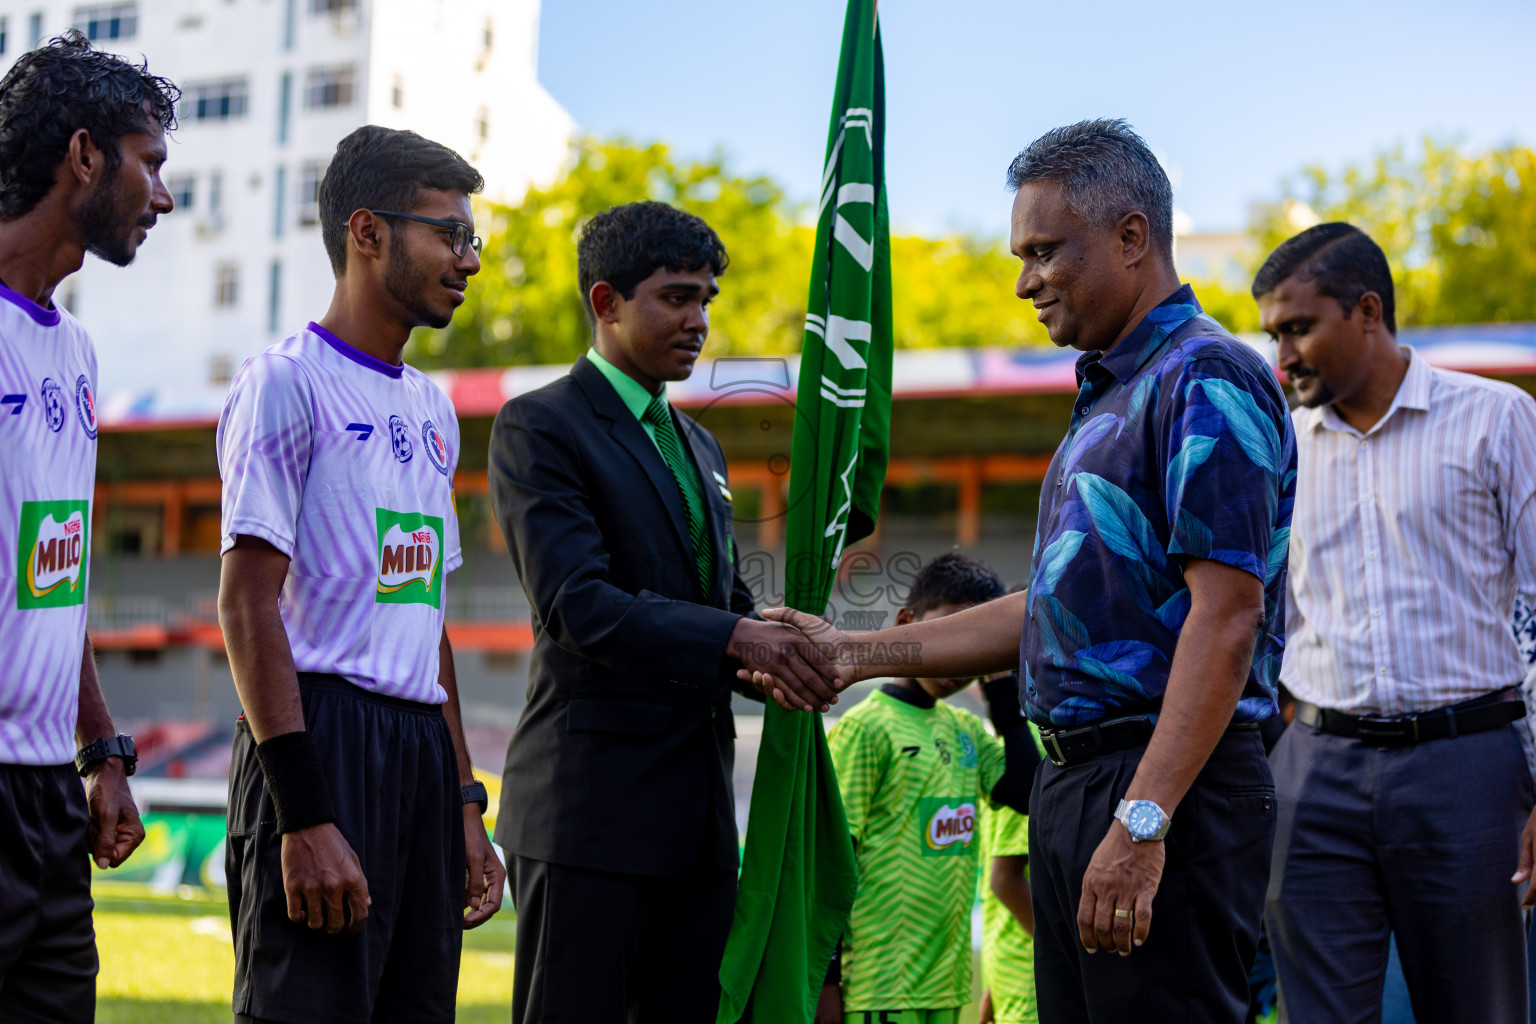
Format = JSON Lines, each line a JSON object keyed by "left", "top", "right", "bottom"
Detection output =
{"left": 488, "top": 201, "right": 844, "bottom": 1023}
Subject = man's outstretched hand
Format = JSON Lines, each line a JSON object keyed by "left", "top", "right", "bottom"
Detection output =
{"left": 734, "top": 609, "right": 861, "bottom": 711}
{"left": 728, "top": 615, "right": 845, "bottom": 713}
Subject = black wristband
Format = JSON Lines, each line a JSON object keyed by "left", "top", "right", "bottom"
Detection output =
{"left": 254, "top": 730, "right": 336, "bottom": 834}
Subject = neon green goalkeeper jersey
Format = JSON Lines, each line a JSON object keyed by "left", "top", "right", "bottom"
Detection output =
{"left": 828, "top": 685, "right": 1004, "bottom": 1012}
{"left": 980, "top": 803, "right": 1037, "bottom": 1024}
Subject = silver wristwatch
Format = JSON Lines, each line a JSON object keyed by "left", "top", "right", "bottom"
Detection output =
{"left": 1114, "top": 798, "right": 1171, "bottom": 842}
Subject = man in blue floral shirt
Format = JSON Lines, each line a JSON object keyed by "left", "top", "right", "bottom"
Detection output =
{"left": 747, "top": 119, "right": 1295, "bottom": 1024}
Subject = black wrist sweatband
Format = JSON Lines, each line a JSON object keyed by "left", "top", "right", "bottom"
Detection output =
{"left": 255, "top": 730, "right": 336, "bottom": 834}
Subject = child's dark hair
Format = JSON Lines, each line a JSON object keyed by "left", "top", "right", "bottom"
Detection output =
{"left": 905, "top": 553, "right": 1005, "bottom": 619}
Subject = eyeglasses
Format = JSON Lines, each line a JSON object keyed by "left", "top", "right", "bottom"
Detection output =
{"left": 367, "top": 210, "right": 482, "bottom": 257}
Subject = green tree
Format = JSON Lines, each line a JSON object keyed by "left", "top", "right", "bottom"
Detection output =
{"left": 407, "top": 137, "right": 815, "bottom": 368}
{"left": 1250, "top": 140, "right": 1536, "bottom": 326}
{"left": 408, "top": 137, "right": 1053, "bottom": 369}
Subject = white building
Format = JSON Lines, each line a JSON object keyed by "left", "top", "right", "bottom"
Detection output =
{"left": 0, "top": 0, "right": 572, "bottom": 403}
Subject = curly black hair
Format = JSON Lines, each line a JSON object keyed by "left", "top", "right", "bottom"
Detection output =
{"left": 319, "top": 124, "right": 484, "bottom": 277}
{"left": 0, "top": 30, "right": 179, "bottom": 221}
{"left": 576, "top": 201, "right": 729, "bottom": 327}
{"left": 1251, "top": 222, "right": 1397, "bottom": 335}
{"left": 905, "top": 553, "right": 1006, "bottom": 619}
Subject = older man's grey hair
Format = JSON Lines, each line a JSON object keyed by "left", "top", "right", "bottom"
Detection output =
{"left": 1006, "top": 119, "right": 1175, "bottom": 263}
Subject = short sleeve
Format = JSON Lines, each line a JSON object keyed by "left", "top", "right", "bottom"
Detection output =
{"left": 986, "top": 802, "right": 1030, "bottom": 858}
{"left": 828, "top": 714, "right": 883, "bottom": 843}
{"left": 442, "top": 403, "right": 464, "bottom": 574}
{"left": 217, "top": 354, "right": 314, "bottom": 558}
{"left": 1161, "top": 353, "right": 1293, "bottom": 582}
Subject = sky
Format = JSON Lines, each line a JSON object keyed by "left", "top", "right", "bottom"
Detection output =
{"left": 538, "top": 0, "right": 1536, "bottom": 239}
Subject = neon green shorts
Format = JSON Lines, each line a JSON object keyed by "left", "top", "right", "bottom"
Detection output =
{"left": 843, "top": 1011, "right": 961, "bottom": 1024}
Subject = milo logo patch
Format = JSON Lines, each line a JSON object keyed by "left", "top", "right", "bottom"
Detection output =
{"left": 376, "top": 508, "right": 443, "bottom": 608}
{"left": 17, "top": 499, "right": 90, "bottom": 609}
{"left": 919, "top": 797, "right": 977, "bottom": 857}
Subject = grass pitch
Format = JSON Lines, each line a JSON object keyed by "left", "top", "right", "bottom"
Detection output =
{"left": 94, "top": 887, "right": 516, "bottom": 1023}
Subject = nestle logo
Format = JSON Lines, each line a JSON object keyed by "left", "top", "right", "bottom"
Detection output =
{"left": 63, "top": 520, "right": 82, "bottom": 535}
{"left": 412, "top": 530, "right": 432, "bottom": 543}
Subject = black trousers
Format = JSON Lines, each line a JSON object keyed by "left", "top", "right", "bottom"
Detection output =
{"left": 1031, "top": 728, "right": 1276, "bottom": 1024}
{"left": 0, "top": 763, "right": 96, "bottom": 1024}
{"left": 227, "top": 674, "right": 464, "bottom": 1024}
{"left": 510, "top": 853, "right": 736, "bottom": 1024}
{"left": 1266, "top": 719, "right": 1533, "bottom": 1024}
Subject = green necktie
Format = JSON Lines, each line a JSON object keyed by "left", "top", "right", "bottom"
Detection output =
{"left": 642, "top": 394, "right": 714, "bottom": 598}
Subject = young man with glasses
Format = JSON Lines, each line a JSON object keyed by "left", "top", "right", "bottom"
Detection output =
{"left": 217, "top": 125, "right": 502, "bottom": 1024}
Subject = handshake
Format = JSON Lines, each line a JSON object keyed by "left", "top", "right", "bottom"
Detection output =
{"left": 727, "top": 608, "right": 868, "bottom": 713}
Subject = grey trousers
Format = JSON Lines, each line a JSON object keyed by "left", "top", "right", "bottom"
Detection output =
{"left": 1266, "top": 719, "right": 1534, "bottom": 1024}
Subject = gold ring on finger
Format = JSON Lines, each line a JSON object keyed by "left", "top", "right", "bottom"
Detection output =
{"left": 1114, "top": 908, "right": 1132, "bottom": 919}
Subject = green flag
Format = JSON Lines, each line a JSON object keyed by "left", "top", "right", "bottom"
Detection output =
{"left": 716, "top": 2, "right": 892, "bottom": 1021}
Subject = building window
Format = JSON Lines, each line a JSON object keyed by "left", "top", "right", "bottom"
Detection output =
{"left": 309, "top": 0, "right": 356, "bottom": 11}
{"left": 277, "top": 72, "right": 292, "bottom": 144}
{"left": 268, "top": 261, "right": 282, "bottom": 334}
{"left": 476, "top": 106, "right": 489, "bottom": 141}
{"left": 28, "top": 12, "right": 42, "bottom": 49}
{"left": 167, "top": 175, "right": 194, "bottom": 210}
{"left": 273, "top": 165, "right": 286, "bottom": 238}
{"left": 214, "top": 263, "right": 239, "bottom": 308}
{"left": 74, "top": 3, "right": 136, "bottom": 41}
{"left": 185, "top": 79, "right": 249, "bottom": 122}
{"left": 208, "top": 353, "right": 233, "bottom": 385}
{"left": 482, "top": 17, "right": 493, "bottom": 54}
{"left": 391, "top": 72, "right": 403, "bottom": 109}
{"left": 304, "top": 66, "right": 355, "bottom": 109}
{"left": 0, "top": 18, "right": 9, "bottom": 55}
{"left": 297, "top": 162, "right": 325, "bottom": 226}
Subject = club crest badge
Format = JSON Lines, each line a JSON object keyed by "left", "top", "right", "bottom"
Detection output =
{"left": 74, "top": 375, "right": 97, "bottom": 439}
{"left": 422, "top": 420, "right": 450, "bottom": 476}
{"left": 388, "top": 414, "right": 412, "bottom": 463}
{"left": 40, "top": 377, "right": 64, "bottom": 432}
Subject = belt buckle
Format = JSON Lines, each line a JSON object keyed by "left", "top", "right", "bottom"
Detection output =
{"left": 1042, "top": 729, "right": 1068, "bottom": 767}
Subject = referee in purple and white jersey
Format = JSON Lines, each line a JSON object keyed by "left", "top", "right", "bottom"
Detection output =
{"left": 1256, "top": 223, "right": 1536, "bottom": 1023}
{"left": 217, "top": 127, "right": 503, "bottom": 1024}
{"left": 0, "top": 34, "right": 177, "bottom": 1024}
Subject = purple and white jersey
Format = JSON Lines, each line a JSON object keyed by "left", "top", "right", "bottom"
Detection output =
{"left": 218, "top": 323, "right": 462, "bottom": 704}
{"left": 0, "top": 282, "right": 98, "bottom": 766}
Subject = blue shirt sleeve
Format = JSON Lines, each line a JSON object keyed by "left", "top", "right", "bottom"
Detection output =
{"left": 1160, "top": 352, "right": 1292, "bottom": 583}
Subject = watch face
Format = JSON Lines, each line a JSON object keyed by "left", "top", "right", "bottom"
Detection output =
{"left": 1126, "top": 801, "right": 1163, "bottom": 839}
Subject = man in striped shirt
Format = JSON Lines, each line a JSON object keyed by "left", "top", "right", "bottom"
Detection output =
{"left": 1256, "top": 223, "right": 1536, "bottom": 1023}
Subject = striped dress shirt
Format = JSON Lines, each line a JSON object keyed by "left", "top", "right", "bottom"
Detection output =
{"left": 1282, "top": 347, "right": 1536, "bottom": 715}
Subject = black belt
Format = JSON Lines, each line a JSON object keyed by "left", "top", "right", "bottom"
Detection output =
{"left": 1297, "top": 690, "right": 1525, "bottom": 746}
{"left": 1038, "top": 714, "right": 1262, "bottom": 767}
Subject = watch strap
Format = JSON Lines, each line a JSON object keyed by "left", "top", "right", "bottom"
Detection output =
{"left": 76, "top": 734, "right": 137, "bottom": 777}
{"left": 461, "top": 780, "right": 489, "bottom": 814}
{"left": 1115, "top": 798, "right": 1171, "bottom": 842}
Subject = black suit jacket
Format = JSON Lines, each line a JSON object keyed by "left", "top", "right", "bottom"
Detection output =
{"left": 488, "top": 355, "right": 759, "bottom": 877}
